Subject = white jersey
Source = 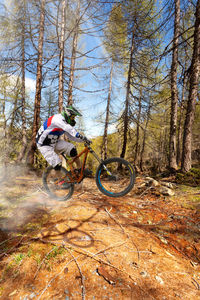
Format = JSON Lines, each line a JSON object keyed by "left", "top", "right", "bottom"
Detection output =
{"left": 36, "top": 114, "right": 82, "bottom": 146}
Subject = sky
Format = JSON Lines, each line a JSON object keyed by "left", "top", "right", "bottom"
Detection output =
{"left": 0, "top": 0, "right": 126, "bottom": 138}
{"left": 65, "top": 13, "right": 126, "bottom": 138}
{"left": 43, "top": 2, "right": 127, "bottom": 138}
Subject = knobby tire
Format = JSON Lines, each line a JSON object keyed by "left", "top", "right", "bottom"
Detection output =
{"left": 95, "top": 157, "right": 135, "bottom": 197}
{"left": 43, "top": 166, "right": 74, "bottom": 201}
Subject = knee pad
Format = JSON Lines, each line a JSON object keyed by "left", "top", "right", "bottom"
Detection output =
{"left": 70, "top": 147, "right": 77, "bottom": 157}
{"left": 54, "top": 163, "right": 62, "bottom": 171}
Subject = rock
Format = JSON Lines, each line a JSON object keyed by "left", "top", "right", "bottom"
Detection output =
{"left": 145, "top": 177, "right": 154, "bottom": 181}
{"left": 65, "top": 289, "right": 70, "bottom": 300}
{"left": 140, "top": 271, "right": 148, "bottom": 277}
{"left": 138, "top": 182, "right": 147, "bottom": 189}
{"left": 138, "top": 177, "right": 176, "bottom": 196}
{"left": 159, "top": 236, "right": 168, "bottom": 244}
{"left": 151, "top": 179, "right": 160, "bottom": 187}
{"left": 155, "top": 275, "right": 164, "bottom": 285}
{"left": 145, "top": 177, "right": 159, "bottom": 187}
{"left": 161, "top": 182, "right": 175, "bottom": 189}
{"left": 9, "top": 290, "right": 18, "bottom": 296}
{"left": 159, "top": 186, "right": 175, "bottom": 196}
{"left": 64, "top": 289, "right": 69, "bottom": 295}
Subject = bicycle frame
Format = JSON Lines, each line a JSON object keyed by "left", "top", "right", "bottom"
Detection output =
{"left": 61, "top": 143, "right": 103, "bottom": 184}
{"left": 43, "top": 142, "right": 135, "bottom": 200}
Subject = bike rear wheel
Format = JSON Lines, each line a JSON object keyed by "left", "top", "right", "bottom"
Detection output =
{"left": 95, "top": 157, "right": 135, "bottom": 197}
{"left": 43, "top": 166, "right": 74, "bottom": 201}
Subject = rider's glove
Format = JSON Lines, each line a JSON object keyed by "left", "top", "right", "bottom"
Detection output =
{"left": 76, "top": 133, "right": 91, "bottom": 144}
{"left": 76, "top": 132, "right": 83, "bottom": 140}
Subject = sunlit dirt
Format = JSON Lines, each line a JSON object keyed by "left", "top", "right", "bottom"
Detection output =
{"left": 0, "top": 175, "right": 199, "bottom": 299}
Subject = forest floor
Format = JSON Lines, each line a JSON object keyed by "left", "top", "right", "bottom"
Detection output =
{"left": 0, "top": 170, "right": 200, "bottom": 300}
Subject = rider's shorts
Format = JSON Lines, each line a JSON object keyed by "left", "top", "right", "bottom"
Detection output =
{"left": 37, "top": 140, "right": 76, "bottom": 167}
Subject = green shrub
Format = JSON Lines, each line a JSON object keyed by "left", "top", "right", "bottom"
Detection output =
{"left": 176, "top": 168, "right": 200, "bottom": 186}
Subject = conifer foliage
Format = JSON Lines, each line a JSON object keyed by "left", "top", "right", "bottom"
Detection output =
{"left": 0, "top": 0, "right": 199, "bottom": 173}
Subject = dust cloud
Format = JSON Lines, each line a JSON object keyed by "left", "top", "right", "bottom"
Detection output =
{"left": 0, "top": 163, "right": 62, "bottom": 235}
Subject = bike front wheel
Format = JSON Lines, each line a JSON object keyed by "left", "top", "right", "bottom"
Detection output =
{"left": 95, "top": 157, "right": 135, "bottom": 197}
{"left": 43, "top": 166, "right": 74, "bottom": 201}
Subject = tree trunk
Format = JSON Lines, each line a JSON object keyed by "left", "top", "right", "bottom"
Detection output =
{"left": 9, "top": 79, "right": 19, "bottom": 133}
{"left": 58, "top": 0, "right": 66, "bottom": 112}
{"left": 176, "top": 73, "right": 186, "bottom": 166}
{"left": 68, "top": 0, "right": 80, "bottom": 106}
{"left": 1, "top": 87, "right": 9, "bottom": 179}
{"left": 101, "top": 61, "right": 113, "bottom": 160}
{"left": 140, "top": 100, "right": 151, "bottom": 172}
{"left": 2, "top": 90, "right": 6, "bottom": 141}
{"left": 134, "top": 87, "right": 142, "bottom": 166}
{"left": 27, "top": 0, "right": 45, "bottom": 166}
{"left": 169, "top": 0, "right": 180, "bottom": 170}
{"left": 120, "top": 27, "right": 135, "bottom": 159}
{"left": 17, "top": 17, "right": 27, "bottom": 162}
{"left": 181, "top": 0, "right": 200, "bottom": 172}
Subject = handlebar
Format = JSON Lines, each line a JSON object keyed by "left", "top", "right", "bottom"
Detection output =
{"left": 83, "top": 137, "right": 92, "bottom": 145}
{"left": 77, "top": 133, "right": 92, "bottom": 145}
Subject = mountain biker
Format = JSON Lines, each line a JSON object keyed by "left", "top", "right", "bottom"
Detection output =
{"left": 36, "top": 105, "right": 90, "bottom": 174}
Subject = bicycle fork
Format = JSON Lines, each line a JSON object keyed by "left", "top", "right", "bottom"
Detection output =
{"left": 90, "top": 150, "right": 112, "bottom": 176}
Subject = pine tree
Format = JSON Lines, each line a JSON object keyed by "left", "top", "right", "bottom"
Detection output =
{"left": 28, "top": 0, "right": 46, "bottom": 166}
{"left": 169, "top": 0, "right": 180, "bottom": 170}
{"left": 181, "top": 0, "right": 200, "bottom": 172}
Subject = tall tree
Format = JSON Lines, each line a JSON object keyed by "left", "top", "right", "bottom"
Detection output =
{"left": 176, "top": 2, "right": 194, "bottom": 166}
{"left": 134, "top": 86, "right": 142, "bottom": 166}
{"left": 17, "top": 0, "right": 27, "bottom": 162}
{"left": 176, "top": 72, "right": 187, "bottom": 165}
{"left": 105, "top": 0, "right": 160, "bottom": 159}
{"left": 68, "top": 0, "right": 80, "bottom": 106}
{"left": 28, "top": 0, "right": 46, "bottom": 166}
{"left": 101, "top": 61, "right": 113, "bottom": 160}
{"left": 140, "top": 98, "right": 151, "bottom": 171}
{"left": 58, "top": 0, "right": 66, "bottom": 112}
{"left": 0, "top": 0, "right": 30, "bottom": 162}
{"left": 181, "top": 0, "right": 200, "bottom": 172}
{"left": 169, "top": 0, "right": 180, "bottom": 170}
{"left": 120, "top": 27, "right": 135, "bottom": 159}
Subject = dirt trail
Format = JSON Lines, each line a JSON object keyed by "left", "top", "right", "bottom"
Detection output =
{"left": 0, "top": 175, "right": 200, "bottom": 299}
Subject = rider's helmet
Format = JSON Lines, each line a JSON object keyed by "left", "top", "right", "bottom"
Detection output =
{"left": 61, "top": 105, "right": 82, "bottom": 127}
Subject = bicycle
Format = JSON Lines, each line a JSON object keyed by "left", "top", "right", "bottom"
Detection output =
{"left": 42, "top": 138, "right": 135, "bottom": 201}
